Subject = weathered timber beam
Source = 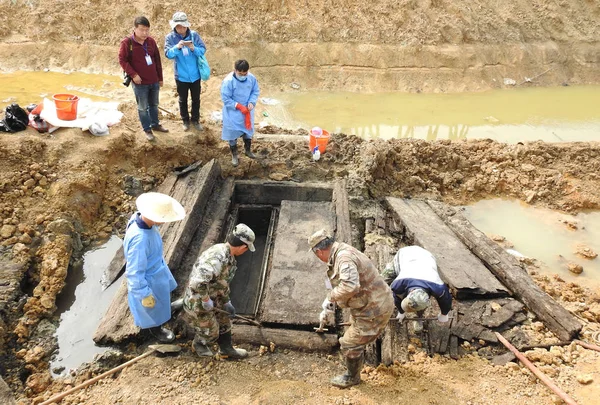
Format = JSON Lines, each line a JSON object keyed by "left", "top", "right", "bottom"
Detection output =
{"left": 333, "top": 179, "right": 352, "bottom": 245}
{"left": 427, "top": 200, "right": 582, "bottom": 341}
{"left": 232, "top": 324, "right": 339, "bottom": 352}
{"left": 234, "top": 180, "right": 332, "bottom": 205}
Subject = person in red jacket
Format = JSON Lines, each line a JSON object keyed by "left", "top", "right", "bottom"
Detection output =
{"left": 118, "top": 16, "right": 169, "bottom": 141}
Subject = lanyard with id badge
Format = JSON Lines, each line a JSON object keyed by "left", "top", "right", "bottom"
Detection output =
{"left": 144, "top": 43, "right": 153, "bottom": 66}
{"left": 132, "top": 35, "right": 153, "bottom": 66}
{"left": 142, "top": 38, "right": 153, "bottom": 66}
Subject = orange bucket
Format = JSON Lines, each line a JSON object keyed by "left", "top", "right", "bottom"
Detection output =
{"left": 309, "top": 129, "right": 330, "bottom": 154}
{"left": 52, "top": 93, "right": 79, "bottom": 121}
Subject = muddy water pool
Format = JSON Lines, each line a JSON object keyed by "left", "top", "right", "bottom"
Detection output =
{"left": 0, "top": 71, "right": 120, "bottom": 108}
{"left": 264, "top": 86, "right": 600, "bottom": 143}
{"left": 51, "top": 235, "right": 122, "bottom": 376}
{"left": 463, "top": 199, "right": 600, "bottom": 289}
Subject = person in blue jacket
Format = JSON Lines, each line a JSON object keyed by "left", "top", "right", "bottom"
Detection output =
{"left": 124, "top": 192, "right": 186, "bottom": 342}
{"left": 165, "top": 12, "right": 206, "bottom": 131}
{"left": 221, "top": 59, "right": 260, "bottom": 167}
{"left": 382, "top": 246, "right": 453, "bottom": 333}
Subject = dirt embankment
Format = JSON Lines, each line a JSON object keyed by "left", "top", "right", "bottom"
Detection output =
{"left": 0, "top": 0, "right": 599, "bottom": 92}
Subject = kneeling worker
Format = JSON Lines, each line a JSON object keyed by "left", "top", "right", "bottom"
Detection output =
{"left": 382, "top": 246, "right": 452, "bottom": 332}
{"left": 309, "top": 230, "right": 394, "bottom": 389}
{"left": 181, "top": 224, "right": 256, "bottom": 359}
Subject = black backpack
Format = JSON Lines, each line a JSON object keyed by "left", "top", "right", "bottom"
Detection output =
{"left": 0, "top": 103, "right": 29, "bottom": 133}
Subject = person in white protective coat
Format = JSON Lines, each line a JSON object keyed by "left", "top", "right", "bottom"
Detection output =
{"left": 382, "top": 246, "right": 453, "bottom": 332}
{"left": 123, "top": 192, "right": 186, "bottom": 342}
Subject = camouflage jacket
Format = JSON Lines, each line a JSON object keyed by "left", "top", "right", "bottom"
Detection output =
{"left": 183, "top": 243, "right": 237, "bottom": 314}
{"left": 326, "top": 242, "right": 393, "bottom": 318}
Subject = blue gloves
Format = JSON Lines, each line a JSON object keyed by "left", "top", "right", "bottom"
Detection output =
{"left": 224, "top": 301, "right": 236, "bottom": 317}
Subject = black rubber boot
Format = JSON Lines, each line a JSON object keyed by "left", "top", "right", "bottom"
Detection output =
{"left": 148, "top": 326, "right": 175, "bottom": 343}
{"left": 331, "top": 353, "right": 364, "bottom": 388}
{"left": 230, "top": 145, "right": 239, "bottom": 167}
{"left": 243, "top": 138, "right": 256, "bottom": 159}
{"left": 192, "top": 334, "right": 214, "bottom": 357}
{"left": 217, "top": 331, "right": 248, "bottom": 360}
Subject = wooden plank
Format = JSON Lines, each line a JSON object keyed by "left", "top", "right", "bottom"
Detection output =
{"left": 195, "top": 178, "right": 235, "bottom": 256}
{"left": 333, "top": 179, "right": 352, "bottom": 245}
{"left": 232, "top": 324, "right": 338, "bottom": 352}
{"left": 234, "top": 180, "right": 332, "bottom": 205}
{"left": 427, "top": 200, "right": 582, "bottom": 341}
{"left": 438, "top": 309, "right": 456, "bottom": 354}
{"left": 160, "top": 160, "right": 221, "bottom": 275}
{"left": 259, "top": 200, "right": 335, "bottom": 325}
{"left": 449, "top": 335, "right": 459, "bottom": 359}
{"left": 100, "top": 173, "right": 179, "bottom": 290}
{"left": 93, "top": 161, "right": 221, "bottom": 344}
{"left": 381, "top": 321, "right": 409, "bottom": 365}
{"left": 385, "top": 197, "right": 509, "bottom": 299}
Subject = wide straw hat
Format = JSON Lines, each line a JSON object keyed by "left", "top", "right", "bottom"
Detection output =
{"left": 136, "top": 192, "right": 186, "bottom": 223}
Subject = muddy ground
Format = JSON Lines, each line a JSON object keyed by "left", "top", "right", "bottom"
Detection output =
{"left": 1, "top": 0, "right": 600, "bottom": 403}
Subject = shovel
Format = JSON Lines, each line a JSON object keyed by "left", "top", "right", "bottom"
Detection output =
{"left": 40, "top": 344, "right": 181, "bottom": 405}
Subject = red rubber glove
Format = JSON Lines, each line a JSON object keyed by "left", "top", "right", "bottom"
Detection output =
{"left": 235, "top": 103, "right": 249, "bottom": 114}
{"left": 235, "top": 103, "right": 252, "bottom": 130}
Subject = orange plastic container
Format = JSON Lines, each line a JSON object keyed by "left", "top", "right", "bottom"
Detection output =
{"left": 52, "top": 93, "right": 79, "bottom": 121}
{"left": 309, "top": 129, "right": 330, "bottom": 154}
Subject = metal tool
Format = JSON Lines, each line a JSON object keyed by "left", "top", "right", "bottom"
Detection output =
{"left": 40, "top": 344, "right": 181, "bottom": 405}
{"left": 213, "top": 307, "right": 262, "bottom": 327}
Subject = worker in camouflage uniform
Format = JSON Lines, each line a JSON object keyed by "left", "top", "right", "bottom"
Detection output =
{"left": 308, "top": 229, "right": 394, "bottom": 389}
{"left": 181, "top": 223, "right": 256, "bottom": 359}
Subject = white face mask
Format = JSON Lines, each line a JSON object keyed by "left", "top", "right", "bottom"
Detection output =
{"left": 236, "top": 74, "right": 248, "bottom": 82}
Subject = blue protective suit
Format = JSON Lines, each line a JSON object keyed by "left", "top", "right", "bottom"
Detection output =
{"left": 220, "top": 72, "right": 260, "bottom": 140}
{"left": 164, "top": 29, "right": 206, "bottom": 83}
{"left": 123, "top": 213, "right": 177, "bottom": 328}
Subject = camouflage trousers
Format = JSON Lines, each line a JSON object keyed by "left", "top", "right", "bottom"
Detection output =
{"left": 182, "top": 306, "right": 232, "bottom": 345}
{"left": 340, "top": 301, "right": 394, "bottom": 359}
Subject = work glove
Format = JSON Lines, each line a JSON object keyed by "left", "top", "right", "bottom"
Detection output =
{"left": 201, "top": 297, "right": 214, "bottom": 311}
{"left": 322, "top": 298, "right": 335, "bottom": 312}
{"left": 319, "top": 309, "right": 333, "bottom": 324}
{"left": 235, "top": 103, "right": 252, "bottom": 130}
{"left": 396, "top": 312, "right": 406, "bottom": 323}
{"left": 141, "top": 295, "right": 156, "bottom": 308}
{"left": 224, "top": 301, "right": 236, "bottom": 317}
{"left": 235, "top": 103, "right": 249, "bottom": 114}
{"left": 437, "top": 313, "right": 449, "bottom": 323}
